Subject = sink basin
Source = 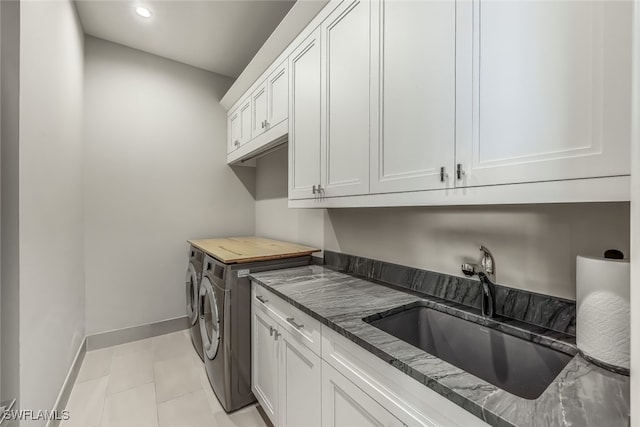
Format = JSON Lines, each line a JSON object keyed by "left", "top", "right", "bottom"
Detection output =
{"left": 364, "top": 303, "right": 573, "bottom": 399}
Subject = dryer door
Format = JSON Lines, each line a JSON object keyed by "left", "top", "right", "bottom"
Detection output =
{"left": 199, "top": 277, "right": 221, "bottom": 360}
{"left": 186, "top": 263, "right": 199, "bottom": 326}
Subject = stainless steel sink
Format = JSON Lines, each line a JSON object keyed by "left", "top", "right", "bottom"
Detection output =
{"left": 364, "top": 304, "right": 573, "bottom": 399}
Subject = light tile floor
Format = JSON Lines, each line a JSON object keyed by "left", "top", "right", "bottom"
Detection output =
{"left": 61, "top": 330, "right": 267, "bottom": 427}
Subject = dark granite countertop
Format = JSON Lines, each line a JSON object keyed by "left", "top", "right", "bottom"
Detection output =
{"left": 249, "top": 265, "right": 630, "bottom": 427}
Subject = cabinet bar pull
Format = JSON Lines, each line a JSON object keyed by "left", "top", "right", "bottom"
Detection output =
{"left": 256, "top": 295, "right": 268, "bottom": 304}
{"left": 457, "top": 164, "right": 465, "bottom": 180}
{"left": 269, "top": 326, "right": 274, "bottom": 336}
{"left": 274, "top": 331, "right": 281, "bottom": 340}
{"left": 312, "top": 185, "right": 317, "bottom": 194}
{"left": 286, "top": 317, "right": 304, "bottom": 329}
{"left": 440, "top": 167, "right": 447, "bottom": 182}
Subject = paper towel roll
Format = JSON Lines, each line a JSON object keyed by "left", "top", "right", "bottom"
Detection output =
{"left": 576, "top": 255, "right": 630, "bottom": 372}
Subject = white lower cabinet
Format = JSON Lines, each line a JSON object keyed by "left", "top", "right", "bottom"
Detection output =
{"left": 251, "top": 282, "right": 489, "bottom": 427}
{"left": 251, "top": 286, "right": 321, "bottom": 427}
{"left": 322, "top": 360, "right": 404, "bottom": 427}
{"left": 252, "top": 304, "right": 279, "bottom": 422}
{"left": 279, "top": 328, "right": 322, "bottom": 427}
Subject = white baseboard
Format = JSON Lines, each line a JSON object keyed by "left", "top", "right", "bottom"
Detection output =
{"left": 46, "top": 337, "right": 86, "bottom": 427}
{"left": 46, "top": 316, "right": 190, "bottom": 427}
{"left": 86, "top": 316, "right": 189, "bottom": 351}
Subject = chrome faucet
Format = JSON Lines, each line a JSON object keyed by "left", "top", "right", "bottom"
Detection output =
{"left": 461, "top": 246, "right": 497, "bottom": 318}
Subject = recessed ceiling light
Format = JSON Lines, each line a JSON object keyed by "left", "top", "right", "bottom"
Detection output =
{"left": 135, "top": 7, "right": 151, "bottom": 18}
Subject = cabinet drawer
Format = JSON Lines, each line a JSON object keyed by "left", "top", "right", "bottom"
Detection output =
{"left": 322, "top": 325, "right": 489, "bottom": 427}
{"left": 252, "top": 282, "right": 322, "bottom": 356}
{"left": 322, "top": 360, "right": 404, "bottom": 427}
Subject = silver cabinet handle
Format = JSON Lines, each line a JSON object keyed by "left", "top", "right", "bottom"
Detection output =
{"left": 286, "top": 317, "right": 304, "bottom": 329}
{"left": 440, "top": 166, "right": 448, "bottom": 182}
{"left": 312, "top": 185, "right": 317, "bottom": 194}
{"left": 269, "top": 326, "right": 274, "bottom": 336}
{"left": 256, "top": 295, "right": 268, "bottom": 304}
{"left": 457, "top": 163, "right": 465, "bottom": 180}
{"left": 274, "top": 331, "right": 281, "bottom": 340}
{"left": 234, "top": 140, "right": 240, "bottom": 147}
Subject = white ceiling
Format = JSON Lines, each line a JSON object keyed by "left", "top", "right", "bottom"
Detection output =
{"left": 75, "top": 0, "right": 296, "bottom": 78}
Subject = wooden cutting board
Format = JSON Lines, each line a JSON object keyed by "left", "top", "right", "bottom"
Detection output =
{"left": 188, "top": 236, "right": 320, "bottom": 264}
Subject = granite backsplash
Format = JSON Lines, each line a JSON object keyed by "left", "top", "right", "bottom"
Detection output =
{"left": 323, "top": 250, "right": 576, "bottom": 336}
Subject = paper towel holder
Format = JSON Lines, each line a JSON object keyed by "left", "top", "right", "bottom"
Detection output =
{"left": 604, "top": 249, "right": 624, "bottom": 260}
{"left": 576, "top": 252, "right": 630, "bottom": 376}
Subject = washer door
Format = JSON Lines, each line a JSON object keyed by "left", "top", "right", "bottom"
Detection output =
{"left": 199, "top": 277, "right": 221, "bottom": 360}
{"left": 185, "top": 263, "right": 198, "bottom": 326}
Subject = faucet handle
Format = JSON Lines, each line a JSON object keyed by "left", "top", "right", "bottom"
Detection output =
{"left": 479, "top": 246, "right": 495, "bottom": 282}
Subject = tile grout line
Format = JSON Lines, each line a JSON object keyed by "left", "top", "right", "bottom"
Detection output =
{"left": 70, "top": 331, "right": 239, "bottom": 427}
{"left": 153, "top": 355, "right": 161, "bottom": 427}
{"left": 97, "top": 349, "right": 117, "bottom": 427}
{"left": 95, "top": 374, "right": 109, "bottom": 427}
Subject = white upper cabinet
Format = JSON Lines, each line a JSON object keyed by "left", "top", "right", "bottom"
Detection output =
{"left": 371, "top": 0, "right": 456, "bottom": 193}
{"left": 454, "top": 0, "right": 632, "bottom": 187}
{"left": 227, "top": 60, "right": 290, "bottom": 163}
{"left": 227, "top": 0, "right": 631, "bottom": 204}
{"left": 268, "top": 62, "right": 289, "bottom": 129}
{"left": 239, "top": 99, "right": 252, "bottom": 145}
{"left": 321, "top": 0, "right": 371, "bottom": 197}
{"left": 289, "top": 28, "right": 322, "bottom": 200}
{"left": 228, "top": 97, "right": 251, "bottom": 152}
{"left": 228, "top": 109, "right": 240, "bottom": 153}
{"left": 251, "top": 81, "right": 269, "bottom": 139}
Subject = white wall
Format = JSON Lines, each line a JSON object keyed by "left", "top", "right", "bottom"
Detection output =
{"left": 324, "top": 204, "right": 629, "bottom": 300}
{"left": 255, "top": 147, "right": 324, "bottom": 250}
{"left": 629, "top": 0, "right": 639, "bottom": 423}
{"left": 18, "top": 0, "right": 85, "bottom": 422}
{"left": 1, "top": 0, "right": 20, "bottom": 408}
{"left": 84, "top": 37, "right": 256, "bottom": 335}
{"left": 0, "top": 0, "right": 3, "bottom": 394}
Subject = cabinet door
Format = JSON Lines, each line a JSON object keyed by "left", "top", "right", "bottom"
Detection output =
{"left": 252, "top": 82, "right": 268, "bottom": 138}
{"left": 371, "top": 0, "right": 455, "bottom": 193}
{"left": 278, "top": 329, "right": 322, "bottom": 427}
{"left": 251, "top": 304, "right": 279, "bottom": 424}
{"left": 455, "top": 0, "right": 632, "bottom": 187}
{"left": 322, "top": 361, "right": 404, "bottom": 427}
{"left": 268, "top": 61, "right": 289, "bottom": 128}
{"left": 321, "top": 0, "right": 371, "bottom": 197}
{"left": 289, "top": 28, "right": 322, "bottom": 200}
{"left": 239, "top": 98, "right": 252, "bottom": 145}
{"left": 228, "top": 109, "right": 241, "bottom": 153}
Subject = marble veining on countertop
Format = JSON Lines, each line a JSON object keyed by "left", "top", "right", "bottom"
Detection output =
{"left": 249, "top": 265, "right": 630, "bottom": 427}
